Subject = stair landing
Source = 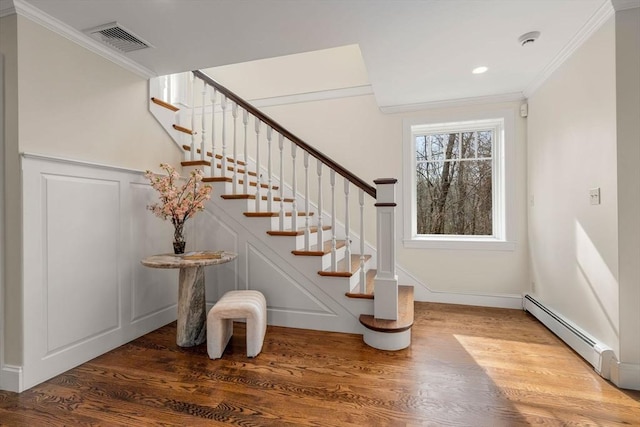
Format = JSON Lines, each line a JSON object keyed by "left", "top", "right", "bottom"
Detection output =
{"left": 359, "top": 285, "right": 414, "bottom": 351}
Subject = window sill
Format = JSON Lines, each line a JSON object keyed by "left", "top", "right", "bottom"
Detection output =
{"left": 403, "top": 237, "right": 516, "bottom": 251}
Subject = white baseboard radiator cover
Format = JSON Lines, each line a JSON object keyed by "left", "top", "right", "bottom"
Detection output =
{"left": 523, "top": 294, "right": 616, "bottom": 380}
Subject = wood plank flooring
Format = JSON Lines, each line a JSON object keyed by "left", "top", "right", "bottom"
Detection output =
{"left": 1, "top": 302, "right": 639, "bottom": 426}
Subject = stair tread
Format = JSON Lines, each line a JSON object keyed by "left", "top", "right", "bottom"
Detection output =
{"left": 182, "top": 145, "right": 246, "bottom": 166}
{"left": 217, "top": 163, "right": 257, "bottom": 177}
{"left": 292, "top": 239, "right": 346, "bottom": 256}
{"left": 267, "top": 225, "right": 331, "bottom": 237}
{"left": 240, "top": 179, "right": 279, "bottom": 190}
{"left": 181, "top": 160, "right": 211, "bottom": 167}
{"left": 346, "top": 269, "right": 376, "bottom": 298}
{"left": 202, "top": 176, "right": 232, "bottom": 183}
{"left": 244, "top": 211, "right": 314, "bottom": 218}
{"left": 319, "top": 254, "right": 371, "bottom": 277}
{"left": 201, "top": 176, "right": 278, "bottom": 190}
{"left": 221, "top": 194, "right": 294, "bottom": 203}
{"left": 359, "top": 285, "right": 414, "bottom": 333}
{"left": 151, "top": 97, "right": 179, "bottom": 112}
{"left": 173, "top": 124, "right": 195, "bottom": 135}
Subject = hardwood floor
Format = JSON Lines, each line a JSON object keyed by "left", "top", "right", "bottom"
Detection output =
{"left": 1, "top": 302, "right": 639, "bottom": 426}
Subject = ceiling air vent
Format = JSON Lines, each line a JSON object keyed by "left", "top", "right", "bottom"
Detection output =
{"left": 85, "top": 22, "right": 152, "bottom": 53}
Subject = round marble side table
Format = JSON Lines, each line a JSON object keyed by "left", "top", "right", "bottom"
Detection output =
{"left": 141, "top": 250, "right": 237, "bottom": 347}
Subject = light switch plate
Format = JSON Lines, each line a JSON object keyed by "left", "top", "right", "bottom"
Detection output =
{"left": 590, "top": 187, "right": 601, "bottom": 205}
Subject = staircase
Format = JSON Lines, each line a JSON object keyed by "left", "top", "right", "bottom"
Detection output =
{"left": 149, "top": 70, "right": 413, "bottom": 351}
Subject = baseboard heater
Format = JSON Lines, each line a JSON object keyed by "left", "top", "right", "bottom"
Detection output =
{"left": 523, "top": 294, "right": 616, "bottom": 380}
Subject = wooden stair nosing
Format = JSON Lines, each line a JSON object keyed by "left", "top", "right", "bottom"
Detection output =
{"left": 201, "top": 177, "right": 278, "bottom": 190}
{"left": 358, "top": 285, "right": 414, "bottom": 333}
{"left": 240, "top": 179, "right": 279, "bottom": 190}
{"left": 221, "top": 194, "right": 294, "bottom": 203}
{"left": 244, "top": 211, "right": 314, "bottom": 218}
{"left": 318, "top": 254, "right": 371, "bottom": 278}
{"left": 345, "top": 292, "right": 374, "bottom": 300}
{"left": 173, "top": 124, "right": 196, "bottom": 135}
{"left": 345, "top": 269, "right": 376, "bottom": 299}
{"left": 151, "top": 97, "right": 179, "bottom": 112}
{"left": 202, "top": 177, "right": 232, "bottom": 183}
{"left": 216, "top": 163, "right": 257, "bottom": 177}
{"left": 292, "top": 239, "right": 346, "bottom": 256}
{"left": 181, "top": 160, "right": 211, "bottom": 167}
{"left": 267, "top": 225, "right": 331, "bottom": 237}
{"left": 182, "top": 145, "right": 246, "bottom": 166}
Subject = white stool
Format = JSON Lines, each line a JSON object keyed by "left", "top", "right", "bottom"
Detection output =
{"left": 207, "top": 290, "right": 267, "bottom": 359}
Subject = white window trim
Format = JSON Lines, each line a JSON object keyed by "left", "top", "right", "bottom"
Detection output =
{"left": 402, "top": 109, "right": 516, "bottom": 251}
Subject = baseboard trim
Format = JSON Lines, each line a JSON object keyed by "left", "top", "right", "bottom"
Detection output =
{"left": 611, "top": 361, "right": 640, "bottom": 391}
{"left": 396, "top": 263, "right": 523, "bottom": 309}
{"left": 0, "top": 364, "right": 23, "bottom": 392}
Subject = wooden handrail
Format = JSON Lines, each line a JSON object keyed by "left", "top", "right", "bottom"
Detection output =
{"left": 192, "top": 70, "right": 376, "bottom": 199}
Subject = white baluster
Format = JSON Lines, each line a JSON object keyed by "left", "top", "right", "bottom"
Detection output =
{"left": 278, "top": 134, "right": 285, "bottom": 231}
{"left": 242, "top": 109, "right": 249, "bottom": 193}
{"left": 200, "top": 81, "right": 207, "bottom": 162}
{"left": 344, "top": 179, "right": 351, "bottom": 273}
{"left": 190, "top": 73, "right": 196, "bottom": 160}
{"left": 166, "top": 74, "right": 172, "bottom": 104}
{"left": 359, "top": 188, "right": 366, "bottom": 293}
{"left": 330, "top": 169, "right": 337, "bottom": 271}
{"left": 232, "top": 102, "right": 239, "bottom": 194}
{"left": 316, "top": 160, "right": 324, "bottom": 250}
{"left": 220, "top": 95, "right": 228, "bottom": 178}
{"left": 266, "top": 126, "right": 273, "bottom": 212}
{"left": 291, "top": 144, "right": 298, "bottom": 230}
{"left": 304, "top": 151, "right": 311, "bottom": 251}
{"left": 209, "top": 87, "right": 217, "bottom": 177}
{"left": 254, "top": 118, "right": 262, "bottom": 212}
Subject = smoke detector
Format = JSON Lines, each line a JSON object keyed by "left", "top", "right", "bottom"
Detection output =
{"left": 85, "top": 22, "right": 153, "bottom": 53}
{"left": 518, "top": 31, "right": 541, "bottom": 47}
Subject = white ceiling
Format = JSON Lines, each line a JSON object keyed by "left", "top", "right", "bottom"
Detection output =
{"left": 5, "top": 0, "right": 612, "bottom": 109}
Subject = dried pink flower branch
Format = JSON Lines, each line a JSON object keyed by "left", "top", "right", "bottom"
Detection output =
{"left": 144, "top": 163, "right": 212, "bottom": 243}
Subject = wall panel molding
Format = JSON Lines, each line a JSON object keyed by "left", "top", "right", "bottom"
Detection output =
{"left": 20, "top": 155, "right": 175, "bottom": 391}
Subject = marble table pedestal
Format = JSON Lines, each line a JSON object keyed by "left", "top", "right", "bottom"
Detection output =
{"left": 177, "top": 265, "right": 207, "bottom": 346}
{"left": 141, "top": 251, "right": 238, "bottom": 347}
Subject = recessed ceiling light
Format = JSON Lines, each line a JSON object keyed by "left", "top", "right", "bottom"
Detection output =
{"left": 472, "top": 66, "right": 488, "bottom": 74}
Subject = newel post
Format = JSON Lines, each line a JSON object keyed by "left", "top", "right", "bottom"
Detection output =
{"left": 374, "top": 178, "right": 398, "bottom": 320}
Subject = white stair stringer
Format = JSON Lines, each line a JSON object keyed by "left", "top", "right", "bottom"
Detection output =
{"left": 193, "top": 180, "right": 374, "bottom": 335}
{"left": 148, "top": 78, "right": 185, "bottom": 151}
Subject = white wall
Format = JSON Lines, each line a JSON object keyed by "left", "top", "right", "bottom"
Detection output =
{"left": 0, "top": 14, "right": 22, "bottom": 377}
{"left": 614, "top": 6, "right": 640, "bottom": 389}
{"left": 527, "top": 17, "right": 619, "bottom": 354}
{"left": 17, "top": 16, "right": 180, "bottom": 170}
{"left": 259, "top": 95, "right": 529, "bottom": 299}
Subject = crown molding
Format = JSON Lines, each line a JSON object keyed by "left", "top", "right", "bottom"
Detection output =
{"left": 249, "top": 85, "right": 373, "bottom": 108}
{"left": 8, "top": 0, "right": 156, "bottom": 78}
{"left": 523, "top": 0, "right": 615, "bottom": 98}
{"left": 0, "top": 0, "right": 15, "bottom": 18}
{"left": 379, "top": 92, "right": 525, "bottom": 114}
{"left": 611, "top": 0, "right": 640, "bottom": 11}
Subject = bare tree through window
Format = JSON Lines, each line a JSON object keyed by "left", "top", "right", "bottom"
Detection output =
{"left": 416, "top": 129, "right": 493, "bottom": 235}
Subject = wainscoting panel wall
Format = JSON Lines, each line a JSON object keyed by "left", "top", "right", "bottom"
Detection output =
{"left": 43, "top": 174, "right": 120, "bottom": 354}
{"left": 21, "top": 155, "right": 177, "bottom": 391}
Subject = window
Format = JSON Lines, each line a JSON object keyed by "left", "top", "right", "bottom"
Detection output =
{"left": 403, "top": 111, "right": 515, "bottom": 250}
